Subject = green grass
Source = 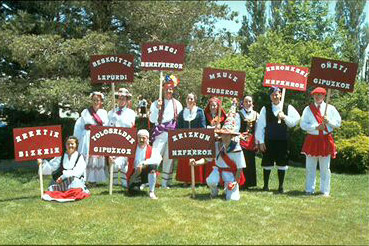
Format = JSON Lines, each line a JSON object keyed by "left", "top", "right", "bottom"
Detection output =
{"left": 0, "top": 158, "right": 368, "bottom": 245}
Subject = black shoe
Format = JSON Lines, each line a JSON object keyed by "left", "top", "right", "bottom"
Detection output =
{"left": 278, "top": 187, "right": 284, "bottom": 193}
{"left": 262, "top": 186, "right": 269, "bottom": 191}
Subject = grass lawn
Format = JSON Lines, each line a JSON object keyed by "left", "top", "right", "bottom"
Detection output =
{"left": 0, "top": 158, "right": 368, "bottom": 245}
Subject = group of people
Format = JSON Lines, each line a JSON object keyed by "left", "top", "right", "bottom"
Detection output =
{"left": 37, "top": 74, "right": 341, "bottom": 202}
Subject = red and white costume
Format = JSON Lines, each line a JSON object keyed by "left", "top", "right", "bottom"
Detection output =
{"left": 300, "top": 101, "right": 341, "bottom": 195}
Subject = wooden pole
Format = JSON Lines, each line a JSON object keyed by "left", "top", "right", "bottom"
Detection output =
{"left": 191, "top": 164, "right": 196, "bottom": 198}
{"left": 323, "top": 88, "right": 331, "bottom": 117}
{"left": 39, "top": 161, "right": 44, "bottom": 199}
{"left": 217, "top": 97, "right": 223, "bottom": 129}
{"left": 109, "top": 82, "right": 116, "bottom": 196}
{"left": 159, "top": 71, "right": 164, "bottom": 100}
{"left": 278, "top": 88, "right": 286, "bottom": 124}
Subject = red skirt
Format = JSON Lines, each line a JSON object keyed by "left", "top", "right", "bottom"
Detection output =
{"left": 176, "top": 159, "right": 205, "bottom": 184}
{"left": 301, "top": 134, "right": 337, "bottom": 159}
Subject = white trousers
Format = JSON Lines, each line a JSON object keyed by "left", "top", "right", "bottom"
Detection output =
{"left": 305, "top": 155, "right": 331, "bottom": 195}
{"left": 113, "top": 156, "right": 128, "bottom": 187}
{"left": 152, "top": 132, "right": 173, "bottom": 187}
{"left": 206, "top": 167, "right": 240, "bottom": 201}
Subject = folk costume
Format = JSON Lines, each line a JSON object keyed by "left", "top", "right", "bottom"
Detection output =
{"left": 235, "top": 105, "right": 259, "bottom": 189}
{"left": 74, "top": 92, "right": 109, "bottom": 184}
{"left": 39, "top": 151, "right": 90, "bottom": 202}
{"left": 108, "top": 88, "right": 137, "bottom": 187}
{"left": 127, "top": 130, "right": 161, "bottom": 199}
{"left": 300, "top": 87, "right": 341, "bottom": 196}
{"left": 202, "top": 116, "right": 246, "bottom": 201}
{"left": 149, "top": 75, "right": 183, "bottom": 188}
{"left": 255, "top": 87, "right": 300, "bottom": 192}
{"left": 176, "top": 105, "right": 206, "bottom": 184}
{"left": 203, "top": 97, "right": 227, "bottom": 181}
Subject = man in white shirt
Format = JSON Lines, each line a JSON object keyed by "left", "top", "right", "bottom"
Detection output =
{"left": 149, "top": 75, "right": 183, "bottom": 188}
{"left": 255, "top": 87, "right": 300, "bottom": 193}
{"left": 300, "top": 87, "right": 341, "bottom": 197}
{"left": 108, "top": 88, "right": 137, "bottom": 187}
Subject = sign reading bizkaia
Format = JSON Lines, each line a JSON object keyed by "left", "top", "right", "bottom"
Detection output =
{"left": 89, "top": 126, "right": 136, "bottom": 157}
{"left": 90, "top": 54, "right": 134, "bottom": 84}
{"left": 140, "top": 43, "right": 186, "bottom": 71}
{"left": 168, "top": 129, "right": 215, "bottom": 159}
{"left": 263, "top": 63, "right": 308, "bottom": 91}
{"left": 201, "top": 68, "right": 246, "bottom": 99}
{"left": 307, "top": 57, "right": 358, "bottom": 92}
{"left": 13, "top": 125, "right": 63, "bottom": 162}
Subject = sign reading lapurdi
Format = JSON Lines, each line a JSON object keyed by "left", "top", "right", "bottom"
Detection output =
{"left": 308, "top": 57, "right": 358, "bottom": 92}
{"left": 13, "top": 125, "right": 63, "bottom": 162}
{"left": 168, "top": 129, "right": 215, "bottom": 159}
{"left": 90, "top": 54, "right": 134, "bottom": 84}
{"left": 89, "top": 126, "right": 136, "bottom": 157}
{"left": 141, "top": 43, "right": 186, "bottom": 71}
{"left": 201, "top": 67, "right": 246, "bottom": 99}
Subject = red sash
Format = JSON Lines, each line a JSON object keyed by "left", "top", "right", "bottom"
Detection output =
{"left": 87, "top": 107, "right": 104, "bottom": 126}
{"left": 218, "top": 150, "right": 245, "bottom": 186}
{"left": 309, "top": 104, "right": 328, "bottom": 135}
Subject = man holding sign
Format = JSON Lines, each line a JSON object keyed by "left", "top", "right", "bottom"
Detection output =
{"left": 149, "top": 75, "right": 183, "bottom": 189}
{"left": 255, "top": 87, "right": 300, "bottom": 193}
{"left": 301, "top": 88, "right": 341, "bottom": 197}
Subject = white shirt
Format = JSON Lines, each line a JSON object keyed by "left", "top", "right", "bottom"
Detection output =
{"left": 108, "top": 107, "right": 136, "bottom": 127}
{"left": 40, "top": 152, "right": 86, "bottom": 180}
{"left": 149, "top": 98, "right": 183, "bottom": 125}
{"left": 255, "top": 103, "right": 300, "bottom": 144}
{"left": 183, "top": 106, "right": 198, "bottom": 122}
{"left": 235, "top": 108, "right": 259, "bottom": 133}
{"left": 214, "top": 142, "right": 246, "bottom": 169}
{"left": 300, "top": 101, "right": 341, "bottom": 135}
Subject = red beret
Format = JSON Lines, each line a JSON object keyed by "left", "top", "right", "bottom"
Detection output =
{"left": 311, "top": 87, "right": 326, "bottom": 96}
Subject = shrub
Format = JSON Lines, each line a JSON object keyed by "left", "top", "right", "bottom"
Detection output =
{"left": 334, "top": 120, "right": 363, "bottom": 141}
{"left": 332, "top": 136, "right": 369, "bottom": 174}
{"left": 346, "top": 108, "right": 368, "bottom": 136}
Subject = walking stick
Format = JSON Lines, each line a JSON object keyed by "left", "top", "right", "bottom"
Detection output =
{"left": 323, "top": 88, "right": 331, "bottom": 117}
{"left": 278, "top": 88, "right": 286, "bottom": 124}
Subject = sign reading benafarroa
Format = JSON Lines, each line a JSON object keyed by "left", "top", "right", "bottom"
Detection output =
{"left": 89, "top": 126, "right": 136, "bottom": 157}
{"left": 13, "top": 125, "right": 63, "bottom": 162}
{"left": 141, "top": 43, "right": 186, "bottom": 71}
{"left": 168, "top": 129, "right": 215, "bottom": 159}
{"left": 308, "top": 57, "right": 358, "bottom": 92}
{"left": 201, "top": 67, "right": 246, "bottom": 99}
{"left": 90, "top": 54, "right": 134, "bottom": 84}
{"left": 264, "top": 63, "right": 308, "bottom": 92}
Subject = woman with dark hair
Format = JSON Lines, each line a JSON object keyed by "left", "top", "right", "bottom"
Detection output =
{"left": 37, "top": 136, "right": 90, "bottom": 202}
{"left": 235, "top": 95, "right": 259, "bottom": 189}
{"left": 74, "top": 92, "right": 108, "bottom": 185}
{"left": 176, "top": 92, "right": 206, "bottom": 185}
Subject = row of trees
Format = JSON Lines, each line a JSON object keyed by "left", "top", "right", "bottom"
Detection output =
{"left": 0, "top": 1, "right": 368, "bottom": 172}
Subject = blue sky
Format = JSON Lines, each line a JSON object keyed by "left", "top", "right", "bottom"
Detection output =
{"left": 215, "top": 1, "right": 369, "bottom": 34}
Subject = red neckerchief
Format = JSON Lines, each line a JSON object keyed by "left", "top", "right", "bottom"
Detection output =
{"left": 309, "top": 103, "right": 328, "bottom": 135}
{"left": 218, "top": 143, "right": 245, "bottom": 186}
{"left": 88, "top": 107, "right": 103, "bottom": 126}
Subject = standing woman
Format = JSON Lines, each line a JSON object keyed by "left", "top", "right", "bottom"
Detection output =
{"left": 176, "top": 93, "right": 206, "bottom": 185}
{"left": 203, "top": 97, "right": 227, "bottom": 180}
{"left": 235, "top": 95, "right": 259, "bottom": 189}
{"left": 74, "top": 92, "right": 109, "bottom": 185}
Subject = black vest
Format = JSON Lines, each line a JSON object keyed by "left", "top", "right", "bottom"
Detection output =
{"left": 265, "top": 104, "right": 288, "bottom": 141}
{"left": 52, "top": 153, "right": 82, "bottom": 181}
{"left": 238, "top": 109, "right": 257, "bottom": 134}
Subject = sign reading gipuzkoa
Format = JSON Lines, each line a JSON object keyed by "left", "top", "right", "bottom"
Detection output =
{"left": 264, "top": 63, "right": 308, "bottom": 92}
{"left": 201, "top": 67, "right": 246, "bottom": 99}
{"left": 13, "top": 125, "right": 63, "bottom": 162}
{"left": 140, "top": 43, "right": 186, "bottom": 71}
{"left": 307, "top": 57, "right": 358, "bottom": 92}
{"left": 168, "top": 128, "right": 215, "bottom": 159}
{"left": 90, "top": 54, "right": 134, "bottom": 84}
{"left": 89, "top": 126, "right": 136, "bottom": 157}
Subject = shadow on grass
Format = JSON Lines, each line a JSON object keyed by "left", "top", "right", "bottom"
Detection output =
{"left": 0, "top": 195, "right": 40, "bottom": 203}
{"left": 0, "top": 169, "right": 38, "bottom": 184}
